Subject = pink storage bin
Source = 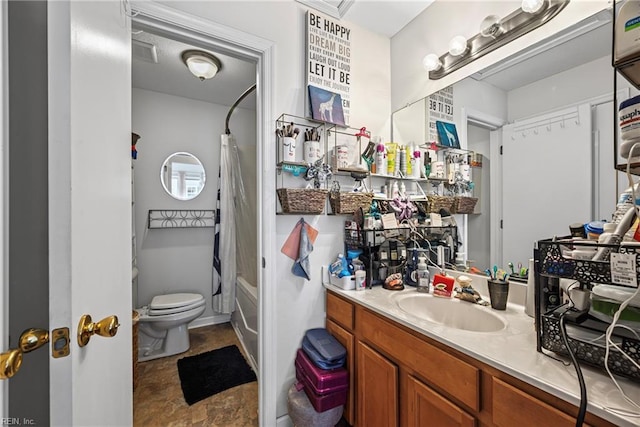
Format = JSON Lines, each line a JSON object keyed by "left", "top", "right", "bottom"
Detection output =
{"left": 295, "top": 349, "right": 348, "bottom": 412}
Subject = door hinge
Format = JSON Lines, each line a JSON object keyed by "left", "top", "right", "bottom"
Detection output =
{"left": 500, "top": 145, "right": 503, "bottom": 155}
{"left": 500, "top": 219, "right": 503, "bottom": 229}
{"left": 262, "top": 257, "right": 266, "bottom": 268}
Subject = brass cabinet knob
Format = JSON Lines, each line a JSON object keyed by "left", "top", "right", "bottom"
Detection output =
{"left": 77, "top": 314, "right": 120, "bottom": 347}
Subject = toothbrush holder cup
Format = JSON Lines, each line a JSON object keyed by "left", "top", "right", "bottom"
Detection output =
{"left": 487, "top": 279, "right": 509, "bottom": 310}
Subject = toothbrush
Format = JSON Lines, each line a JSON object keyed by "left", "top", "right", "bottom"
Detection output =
{"left": 485, "top": 268, "right": 493, "bottom": 279}
{"left": 508, "top": 262, "right": 514, "bottom": 275}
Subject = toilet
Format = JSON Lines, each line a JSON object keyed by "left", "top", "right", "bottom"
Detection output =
{"left": 136, "top": 292, "right": 206, "bottom": 362}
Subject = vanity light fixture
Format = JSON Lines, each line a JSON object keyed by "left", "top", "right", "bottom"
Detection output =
{"left": 424, "top": 0, "right": 570, "bottom": 80}
{"left": 422, "top": 53, "right": 442, "bottom": 72}
{"left": 448, "top": 36, "right": 469, "bottom": 56}
{"left": 181, "top": 50, "right": 221, "bottom": 81}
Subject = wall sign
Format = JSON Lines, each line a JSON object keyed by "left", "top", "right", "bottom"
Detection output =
{"left": 426, "top": 86, "right": 454, "bottom": 144}
{"left": 306, "top": 10, "right": 352, "bottom": 126}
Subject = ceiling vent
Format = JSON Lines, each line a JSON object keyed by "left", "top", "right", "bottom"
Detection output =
{"left": 132, "top": 39, "right": 158, "bottom": 64}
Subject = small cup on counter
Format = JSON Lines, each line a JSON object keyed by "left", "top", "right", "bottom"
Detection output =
{"left": 487, "top": 279, "right": 509, "bottom": 310}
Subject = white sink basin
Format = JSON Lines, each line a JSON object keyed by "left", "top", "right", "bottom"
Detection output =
{"left": 393, "top": 293, "right": 507, "bottom": 333}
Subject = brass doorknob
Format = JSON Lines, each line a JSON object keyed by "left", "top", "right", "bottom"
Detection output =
{"left": 77, "top": 315, "right": 120, "bottom": 347}
{"left": 0, "top": 349, "right": 23, "bottom": 380}
{"left": 19, "top": 328, "right": 50, "bottom": 353}
{"left": 0, "top": 328, "right": 49, "bottom": 380}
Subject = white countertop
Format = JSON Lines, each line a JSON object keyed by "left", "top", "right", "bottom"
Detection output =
{"left": 324, "top": 272, "right": 640, "bottom": 426}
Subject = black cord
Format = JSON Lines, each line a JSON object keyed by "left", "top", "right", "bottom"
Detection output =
{"left": 559, "top": 312, "right": 587, "bottom": 427}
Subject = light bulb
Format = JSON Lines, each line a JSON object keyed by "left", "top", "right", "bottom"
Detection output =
{"left": 448, "top": 36, "right": 468, "bottom": 57}
{"left": 187, "top": 57, "right": 218, "bottom": 80}
{"left": 521, "top": 0, "right": 545, "bottom": 14}
{"left": 422, "top": 54, "right": 442, "bottom": 72}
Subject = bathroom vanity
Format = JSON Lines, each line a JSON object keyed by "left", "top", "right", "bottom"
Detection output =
{"left": 325, "top": 281, "right": 640, "bottom": 426}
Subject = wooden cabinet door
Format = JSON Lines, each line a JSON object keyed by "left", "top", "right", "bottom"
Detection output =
{"left": 357, "top": 341, "right": 398, "bottom": 427}
{"left": 492, "top": 377, "right": 578, "bottom": 427}
{"left": 326, "top": 319, "right": 355, "bottom": 426}
{"left": 406, "top": 375, "right": 476, "bottom": 427}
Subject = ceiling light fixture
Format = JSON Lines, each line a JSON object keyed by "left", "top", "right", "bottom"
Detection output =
{"left": 181, "top": 50, "right": 221, "bottom": 81}
{"left": 425, "top": 0, "right": 570, "bottom": 80}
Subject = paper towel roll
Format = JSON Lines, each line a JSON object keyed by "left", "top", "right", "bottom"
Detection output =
{"left": 524, "top": 258, "right": 535, "bottom": 317}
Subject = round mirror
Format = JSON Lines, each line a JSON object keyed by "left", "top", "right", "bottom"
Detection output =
{"left": 160, "top": 152, "right": 206, "bottom": 201}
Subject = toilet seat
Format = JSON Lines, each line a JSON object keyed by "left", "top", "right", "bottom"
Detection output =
{"left": 148, "top": 293, "right": 205, "bottom": 316}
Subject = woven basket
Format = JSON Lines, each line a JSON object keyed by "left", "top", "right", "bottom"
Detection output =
{"left": 277, "top": 188, "right": 328, "bottom": 213}
{"left": 454, "top": 196, "right": 478, "bottom": 214}
{"left": 427, "top": 195, "right": 456, "bottom": 213}
{"left": 329, "top": 191, "right": 373, "bottom": 214}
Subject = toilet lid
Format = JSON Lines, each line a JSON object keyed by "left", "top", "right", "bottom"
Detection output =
{"left": 150, "top": 293, "right": 204, "bottom": 310}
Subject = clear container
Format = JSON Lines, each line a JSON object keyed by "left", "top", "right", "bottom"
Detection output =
{"left": 416, "top": 257, "right": 430, "bottom": 293}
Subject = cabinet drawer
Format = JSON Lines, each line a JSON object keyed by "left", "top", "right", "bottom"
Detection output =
{"left": 326, "top": 291, "right": 354, "bottom": 330}
{"left": 357, "top": 307, "right": 479, "bottom": 411}
{"left": 492, "top": 377, "right": 577, "bottom": 427}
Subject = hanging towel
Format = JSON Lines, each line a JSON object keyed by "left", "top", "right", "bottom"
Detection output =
{"left": 281, "top": 219, "right": 319, "bottom": 260}
{"left": 291, "top": 219, "right": 314, "bottom": 280}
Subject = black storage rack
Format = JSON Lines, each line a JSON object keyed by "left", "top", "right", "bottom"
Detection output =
{"left": 535, "top": 237, "right": 640, "bottom": 382}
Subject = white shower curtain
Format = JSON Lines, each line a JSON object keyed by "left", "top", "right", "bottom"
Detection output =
{"left": 212, "top": 134, "right": 239, "bottom": 314}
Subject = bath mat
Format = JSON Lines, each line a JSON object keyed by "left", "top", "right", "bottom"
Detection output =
{"left": 177, "top": 344, "right": 256, "bottom": 405}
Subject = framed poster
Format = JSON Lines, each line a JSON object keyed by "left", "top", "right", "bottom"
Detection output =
{"left": 306, "top": 11, "right": 352, "bottom": 126}
{"left": 308, "top": 85, "right": 345, "bottom": 126}
{"left": 427, "top": 86, "right": 454, "bottom": 143}
{"left": 436, "top": 121, "right": 460, "bottom": 148}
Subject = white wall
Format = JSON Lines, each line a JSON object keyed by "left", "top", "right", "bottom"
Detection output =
{"left": 157, "top": 1, "right": 391, "bottom": 418}
{"left": 508, "top": 55, "right": 612, "bottom": 121}
{"left": 132, "top": 88, "right": 256, "bottom": 321}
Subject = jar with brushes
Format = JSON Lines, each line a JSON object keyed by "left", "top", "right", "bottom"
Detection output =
{"left": 303, "top": 128, "right": 321, "bottom": 164}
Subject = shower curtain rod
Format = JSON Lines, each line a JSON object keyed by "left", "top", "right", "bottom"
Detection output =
{"left": 225, "top": 83, "right": 257, "bottom": 135}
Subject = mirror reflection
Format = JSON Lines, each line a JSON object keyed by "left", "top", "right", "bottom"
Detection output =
{"left": 392, "top": 8, "right": 628, "bottom": 270}
{"left": 160, "top": 152, "right": 206, "bottom": 201}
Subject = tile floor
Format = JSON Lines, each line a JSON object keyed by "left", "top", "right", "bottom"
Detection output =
{"left": 133, "top": 323, "right": 259, "bottom": 427}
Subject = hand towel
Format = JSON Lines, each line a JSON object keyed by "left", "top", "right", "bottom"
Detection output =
{"left": 281, "top": 219, "right": 319, "bottom": 260}
{"left": 291, "top": 219, "right": 314, "bottom": 280}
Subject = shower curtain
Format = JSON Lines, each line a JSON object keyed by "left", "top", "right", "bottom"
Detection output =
{"left": 212, "top": 133, "right": 244, "bottom": 314}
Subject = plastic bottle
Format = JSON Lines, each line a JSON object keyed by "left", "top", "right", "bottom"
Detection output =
{"left": 352, "top": 257, "right": 366, "bottom": 290}
{"left": 400, "top": 146, "right": 407, "bottom": 176}
{"left": 376, "top": 143, "right": 386, "bottom": 175}
{"left": 417, "top": 256, "right": 430, "bottom": 293}
{"left": 329, "top": 254, "right": 351, "bottom": 278}
{"left": 329, "top": 254, "right": 344, "bottom": 275}
{"left": 391, "top": 181, "right": 400, "bottom": 199}
{"left": 386, "top": 143, "right": 397, "bottom": 175}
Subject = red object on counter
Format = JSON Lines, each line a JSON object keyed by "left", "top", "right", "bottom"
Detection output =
{"left": 433, "top": 274, "right": 455, "bottom": 298}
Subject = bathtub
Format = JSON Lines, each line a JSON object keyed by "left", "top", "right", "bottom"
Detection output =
{"left": 231, "top": 276, "right": 258, "bottom": 374}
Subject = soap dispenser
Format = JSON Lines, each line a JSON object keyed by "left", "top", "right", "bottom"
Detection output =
{"left": 417, "top": 256, "right": 430, "bottom": 293}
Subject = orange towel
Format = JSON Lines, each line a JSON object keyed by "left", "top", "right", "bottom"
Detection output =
{"left": 281, "top": 219, "right": 319, "bottom": 260}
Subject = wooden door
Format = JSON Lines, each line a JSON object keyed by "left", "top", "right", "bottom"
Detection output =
{"left": 406, "top": 375, "right": 476, "bottom": 427}
{"left": 356, "top": 341, "right": 398, "bottom": 427}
